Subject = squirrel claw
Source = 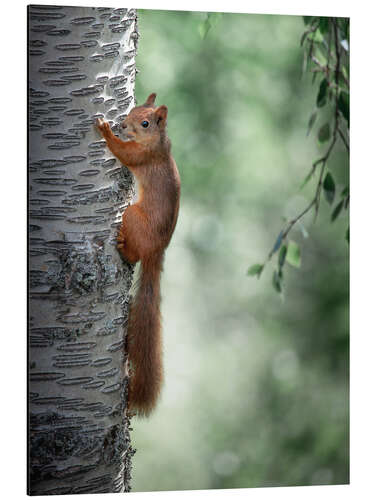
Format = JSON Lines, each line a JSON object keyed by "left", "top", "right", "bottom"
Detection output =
{"left": 96, "top": 118, "right": 111, "bottom": 137}
{"left": 96, "top": 117, "right": 105, "bottom": 128}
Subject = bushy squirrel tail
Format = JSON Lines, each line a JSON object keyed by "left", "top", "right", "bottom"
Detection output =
{"left": 127, "top": 252, "right": 164, "bottom": 417}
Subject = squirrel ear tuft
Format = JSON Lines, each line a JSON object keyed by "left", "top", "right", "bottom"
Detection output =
{"left": 155, "top": 105, "right": 168, "bottom": 125}
{"left": 144, "top": 93, "right": 157, "bottom": 107}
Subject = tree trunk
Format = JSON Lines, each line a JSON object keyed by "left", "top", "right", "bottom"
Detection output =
{"left": 28, "top": 5, "right": 138, "bottom": 495}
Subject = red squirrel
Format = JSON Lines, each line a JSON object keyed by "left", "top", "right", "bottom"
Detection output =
{"left": 96, "top": 93, "right": 180, "bottom": 416}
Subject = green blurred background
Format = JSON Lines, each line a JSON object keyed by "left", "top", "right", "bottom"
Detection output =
{"left": 131, "top": 9, "right": 349, "bottom": 492}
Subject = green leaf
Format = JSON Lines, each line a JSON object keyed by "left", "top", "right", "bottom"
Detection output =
{"left": 315, "top": 47, "right": 327, "bottom": 66}
{"left": 307, "top": 28, "right": 324, "bottom": 43}
{"left": 318, "top": 122, "right": 330, "bottom": 143}
{"left": 300, "top": 171, "right": 313, "bottom": 189}
{"left": 341, "top": 186, "right": 349, "bottom": 198}
{"left": 272, "top": 269, "right": 283, "bottom": 293}
{"left": 199, "top": 12, "right": 222, "bottom": 39}
{"left": 303, "top": 16, "right": 313, "bottom": 25}
{"left": 286, "top": 240, "right": 301, "bottom": 268}
{"left": 323, "top": 172, "right": 335, "bottom": 204}
{"left": 307, "top": 110, "right": 317, "bottom": 136}
{"left": 300, "top": 30, "right": 310, "bottom": 47}
{"left": 341, "top": 64, "right": 349, "bottom": 83}
{"left": 319, "top": 17, "right": 329, "bottom": 34}
{"left": 208, "top": 12, "right": 223, "bottom": 28}
{"left": 331, "top": 199, "right": 344, "bottom": 222}
{"left": 198, "top": 16, "right": 211, "bottom": 39}
{"left": 278, "top": 245, "right": 287, "bottom": 268}
{"left": 338, "top": 91, "right": 349, "bottom": 127}
{"left": 247, "top": 264, "right": 264, "bottom": 278}
{"left": 338, "top": 18, "right": 349, "bottom": 40}
{"left": 317, "top": 79, "right": 328, "bottom": 108}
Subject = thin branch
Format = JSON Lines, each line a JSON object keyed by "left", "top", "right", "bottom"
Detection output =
{"left": 313, "top": 159, "right": 327, "bottom": 220}
{"left": 326, "top": 18, "right": 332, "bottom": 79}
{"left": 306, "top": 20, "right": 320, "bottom": 72}
{"left": 311, "top": 56, "right": 330, "bottom": 73}
{"left": 259, "top": 18, "right": 349, "bottom": 276}
{"left": 284, "top": 135, "right": 336, "bottom": 241}
{"left": 264, "top": 19, "right": 345, "bottom": 267}
{"left": 310, "top": 60, "right": 349, "bottom": 91}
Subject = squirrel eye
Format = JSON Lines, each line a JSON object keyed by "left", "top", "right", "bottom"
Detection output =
{"left": 141, "top": 120, "right": 149, "bottom": 128}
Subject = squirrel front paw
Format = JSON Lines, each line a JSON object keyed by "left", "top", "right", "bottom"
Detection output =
{"left": 96, "top": 118, "right": 112, "bottom": 138}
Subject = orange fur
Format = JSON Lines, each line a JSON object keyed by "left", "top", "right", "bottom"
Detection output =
{"left": 96, "top": 94, "right": 180, "bottom": 416}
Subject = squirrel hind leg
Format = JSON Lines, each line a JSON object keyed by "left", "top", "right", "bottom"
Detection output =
{"left": 117, "top": 227, "right": 139, "bottom": 264}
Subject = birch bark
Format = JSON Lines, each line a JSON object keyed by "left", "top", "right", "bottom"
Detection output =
{"left": 28, "top": 5, "right": 138, "bottom": 494}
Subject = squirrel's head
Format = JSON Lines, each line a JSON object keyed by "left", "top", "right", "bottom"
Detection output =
{"left": 121, "top": 93, "right": 168, "bottom": 148}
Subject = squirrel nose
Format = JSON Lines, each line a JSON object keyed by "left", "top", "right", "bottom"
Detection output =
{"left": 122, "top": 122, "right": 127, "bottom": 129}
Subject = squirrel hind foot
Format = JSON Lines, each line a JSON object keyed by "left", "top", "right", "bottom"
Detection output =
{"left": 117, "top": 232, "right": 139, "bottom": 264}
{"left": 117, "top": 244, "right": 139, "bottom": 265}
